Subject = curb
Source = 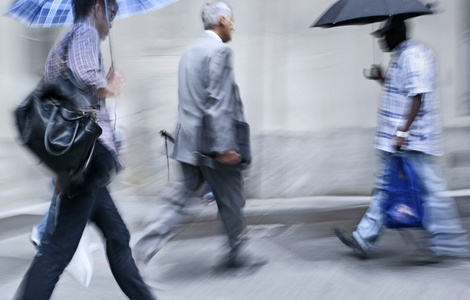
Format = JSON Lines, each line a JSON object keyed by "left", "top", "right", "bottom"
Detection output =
{"left": 1, "top": 190, "right": 470, "bottom": 222}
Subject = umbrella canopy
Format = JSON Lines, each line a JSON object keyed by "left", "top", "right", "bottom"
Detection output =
{"left": 5, "top": 0, "right": 181, "bottom": 28}
{"left": 312, "top": 0, "right": 432, "bottom": 28}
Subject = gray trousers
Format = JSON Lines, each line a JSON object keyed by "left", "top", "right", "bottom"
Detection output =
{"left": 133, "top": 162, "right": 246, "bottom": 264}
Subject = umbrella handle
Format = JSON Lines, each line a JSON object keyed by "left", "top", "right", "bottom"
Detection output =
{"left": 103, "top": 0, "right": 118, "bottom": 129}
{"left": 104, "top": 0, "right": 115, "bottom": 67}
{"left": 371, "top": 23, "right": 377, "bottom": 64}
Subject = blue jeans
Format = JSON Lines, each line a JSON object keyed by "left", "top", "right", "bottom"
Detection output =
{"left": 206, "top": 184, "right": 213, "bottom": 195}
{"left": 36, "top": 191, "right": 57, "bottom": 247}
{"left": 353, "top": 150, "right": 470, "bottom": 257}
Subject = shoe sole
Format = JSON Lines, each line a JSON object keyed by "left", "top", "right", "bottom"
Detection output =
{"left": 335, "top": 228, "right": 367, "bottom": 258}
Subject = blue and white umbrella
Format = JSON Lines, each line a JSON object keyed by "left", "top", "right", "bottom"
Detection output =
{"left": 5, "top": 0, "right": 181, "bottom": 28}
{"left": 5, "top": 0, "right": 182, "bottom": 64}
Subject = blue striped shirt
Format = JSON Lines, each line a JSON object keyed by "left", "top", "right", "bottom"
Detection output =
{"left": 375, "top": 39, "right": 443, "bottom": 156}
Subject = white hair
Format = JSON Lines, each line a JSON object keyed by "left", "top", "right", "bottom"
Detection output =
{"left": 201, "top": 1, "right": 232, "bottom": 30}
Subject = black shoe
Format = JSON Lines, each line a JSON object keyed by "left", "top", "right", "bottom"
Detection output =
{"left": 335, "top": 227, "right": 367, "bottom": 258}
{"left": 225, "top": 252, "right": 268, "bottom": 269}
{"left": 408, "top": 252, "right": 442, "bottom": 266}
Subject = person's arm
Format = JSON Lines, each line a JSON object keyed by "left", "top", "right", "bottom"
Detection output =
{"left": 69, "top": 28, "right": 123, "bottom": 99}
{"left": 68, "top": 30, "right": 107, "bottom": 91}
{"left": 207, "top": 46, "right": 241, "bottom": 165}
{"left": 395, "top": 94, "right": 422, "bottom": 151}
{"left": 395, "top": 48, "right": 434, "bottom": 151}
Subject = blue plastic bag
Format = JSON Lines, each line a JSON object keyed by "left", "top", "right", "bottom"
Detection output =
{"left": 382, "top": 155, "right": 424, "bottom": 229}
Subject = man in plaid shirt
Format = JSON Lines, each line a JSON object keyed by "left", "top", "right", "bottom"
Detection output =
{"left": 336, "top": 17, "right": 470, "bottom": 264}
{"left": 15, "top": 1, "right": 156, "bottom": 299}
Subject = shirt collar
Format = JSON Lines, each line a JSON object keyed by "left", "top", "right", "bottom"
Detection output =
{"left": 391, "top": 39, "right": 412, "bottom": 57}
{"left": 73, "top": 21, "right": 99, "bottom": 35}
{"left": 205, "top": 30, "right": 223, "bottom": 43}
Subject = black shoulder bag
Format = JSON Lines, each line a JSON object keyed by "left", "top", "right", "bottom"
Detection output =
{"left": 15, "top": 39, "right": 102, "bottom": 187}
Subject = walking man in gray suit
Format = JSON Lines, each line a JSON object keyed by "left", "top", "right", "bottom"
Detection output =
{"left": 134, "top": 1, "right": 267, "bottom": 270}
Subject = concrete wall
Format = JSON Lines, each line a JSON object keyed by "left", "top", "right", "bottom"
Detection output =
{"left": 1, "top": 0, "right": 469, "bottom": 208}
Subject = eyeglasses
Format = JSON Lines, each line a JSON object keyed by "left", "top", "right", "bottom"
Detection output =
{"left": 107, "top": 8, "right": 117, "bottom": 22}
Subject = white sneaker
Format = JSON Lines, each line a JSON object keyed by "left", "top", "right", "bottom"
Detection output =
{"left": 30, "top": 226, "right": 41, "bottom": 248}
{"left": 202, "top": 192, "right": 216, "bottom": 205}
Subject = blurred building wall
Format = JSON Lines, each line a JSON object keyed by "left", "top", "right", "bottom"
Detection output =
{"left": 1, "top": 0, "right": 469, "bottom": 208}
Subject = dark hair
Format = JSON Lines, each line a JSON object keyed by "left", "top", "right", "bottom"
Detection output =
{"left": 73, "top": 0, "right": 118, "bottom": 21}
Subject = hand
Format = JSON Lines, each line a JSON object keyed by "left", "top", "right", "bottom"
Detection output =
{"left": 363, "top": 64, "right": 384, "bottom": 82}
{"left": 106, "top": 67, "right": 124, "bottom": 97}
{"left": 216, "top": 151, "right": 241, "bottom": 165}
{"left": 395, "top": 136, "right": 405, "bottom": 151}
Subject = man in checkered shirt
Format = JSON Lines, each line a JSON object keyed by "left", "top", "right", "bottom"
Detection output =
{"left": 15, "top": 1, "right": 156, "bottom": 299}
{"left": 335, "top": 17, "right": 470, "bottom": 265}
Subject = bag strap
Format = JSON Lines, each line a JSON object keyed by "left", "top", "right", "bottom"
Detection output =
{"left": 58, "top": 31, "right": 96, "bottom": 110}
{"left": 57, "top": 33, "right": 73, "bottom": 81}
{"left": 44, "top": 106, "right": 80, "bottom": 156}
{"left": 70, "top": 142, "right": 96, "bottom": 182}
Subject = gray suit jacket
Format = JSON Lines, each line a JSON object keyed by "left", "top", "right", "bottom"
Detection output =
{"left": 172, "top": 31, "right": 249, "bottom": 168}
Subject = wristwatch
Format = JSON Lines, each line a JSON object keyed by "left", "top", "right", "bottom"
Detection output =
{"left": 396, "top": 130, "right": 409, "bottom": 138}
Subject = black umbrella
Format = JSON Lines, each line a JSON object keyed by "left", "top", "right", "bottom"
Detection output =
{"left": 312, "top": 0, "right": 433, "bottom": 28}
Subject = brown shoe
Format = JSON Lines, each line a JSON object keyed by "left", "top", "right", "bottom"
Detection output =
{"left": 335, "top": 227, "right": 367, "bottom": 258}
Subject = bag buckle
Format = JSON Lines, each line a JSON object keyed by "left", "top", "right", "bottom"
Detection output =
{"left": 51, "top": 98, "right": 60, "bottom": 106}
{"left": 90, "top": 109, "right": 98, "bottom": 121}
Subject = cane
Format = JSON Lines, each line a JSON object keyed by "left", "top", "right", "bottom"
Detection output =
{"left": 160, "top": 130, "right": 175, "bottom": 181}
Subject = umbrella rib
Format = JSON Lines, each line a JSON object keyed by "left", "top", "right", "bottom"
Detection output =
{"left": 381, "top": 0, "right": 392, "bottom": 17}
{"left": 326, "top": 0, "right": 356, "bottom": 25}
{"left": 311, "top": 0, "right": 433, "bottom": 28}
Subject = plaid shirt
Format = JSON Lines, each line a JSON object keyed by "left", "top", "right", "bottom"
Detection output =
{"left": 375, "top": 39, "right": 443, "bottom": 156}
{"left": 45, "top": 23, "right": 121, "bottom": 166}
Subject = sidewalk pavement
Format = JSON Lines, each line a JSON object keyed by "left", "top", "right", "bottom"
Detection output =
{"left": 2, "top": 189, "right": 470, "bottom": 244}
{"left": 2, "top": 190, "right": 470, "bottom": 299}
{"left": 0, "top": 190, "right": 374, "bottom": 251}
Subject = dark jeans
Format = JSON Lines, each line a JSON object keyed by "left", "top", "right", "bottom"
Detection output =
{"left": 15, "top": 144, "right": 155, "bottom": 300}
